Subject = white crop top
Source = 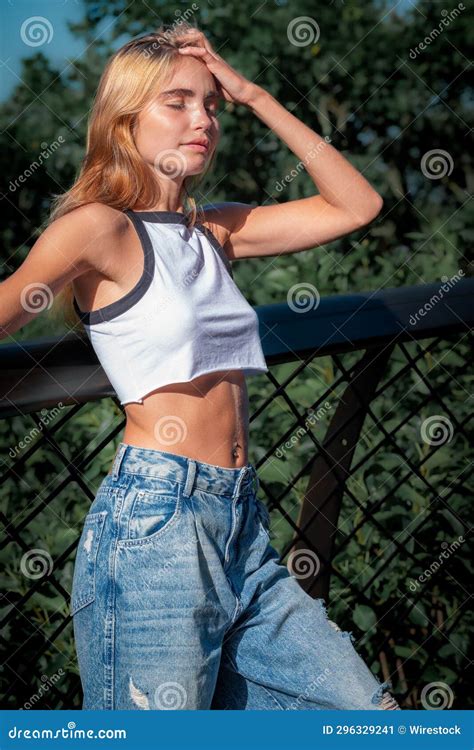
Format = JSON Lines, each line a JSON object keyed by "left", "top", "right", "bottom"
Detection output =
{"left": 73, "top": 209, "right": 269, "bottom": 405}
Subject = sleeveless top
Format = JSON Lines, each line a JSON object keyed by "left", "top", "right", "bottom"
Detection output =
{"left": 73, "top": 209, "right": 269, "bottom": 405}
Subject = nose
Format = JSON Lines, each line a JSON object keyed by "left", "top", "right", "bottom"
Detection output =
{"left": 192, "top": 105, "right": 214, "bottom": 131}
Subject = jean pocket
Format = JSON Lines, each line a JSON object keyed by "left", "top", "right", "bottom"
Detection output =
{"left": 118, "top": 478, "right": 182, "bottom": 548}
{"left": 70, "top": 510, "right": 107, "bottom": 616}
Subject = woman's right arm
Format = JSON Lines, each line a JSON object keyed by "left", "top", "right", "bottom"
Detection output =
{"left": 0, "top": 203, "right": 123, "bottom": 339}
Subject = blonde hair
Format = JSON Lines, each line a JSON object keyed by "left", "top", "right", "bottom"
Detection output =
{"left": 48, "top": 20, "right": 218, "bottom": 328}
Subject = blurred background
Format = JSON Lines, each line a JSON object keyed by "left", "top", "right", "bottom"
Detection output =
{"left": 1, "top": 0, "right": 472, "bottom": 710}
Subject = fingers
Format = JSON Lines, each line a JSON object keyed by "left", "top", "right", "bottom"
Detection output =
{"left": 178, "top": 29, "right": 215, "bottom": 53}
{"left": 177, "top": 45, "right": 218, "bottom": 63}
{"left": 177, "top": 46, "right": 206, "bottom": 54}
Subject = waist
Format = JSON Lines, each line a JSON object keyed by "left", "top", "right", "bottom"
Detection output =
{"left": 108, "top": 442, "right": 259, "bottom": 498}
{"left": 122, "top": 370, "right": 249, "bottom": 468}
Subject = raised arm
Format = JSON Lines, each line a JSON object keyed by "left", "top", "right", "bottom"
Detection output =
{"left": 177, "top": 30, "right": 383, "bottom": 261}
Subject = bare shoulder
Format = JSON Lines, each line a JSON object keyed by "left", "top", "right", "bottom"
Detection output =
{"left": 49, "top": 201, "right": 128, "bottom": 235}
{"left": 0, "top": 204, "right": 130, "bottom": 338}
{"left": 50, "top": 202, "right": 129, "bottom": 273}
{"left": 200, "top": 201, "right": 252, "bottom": 251}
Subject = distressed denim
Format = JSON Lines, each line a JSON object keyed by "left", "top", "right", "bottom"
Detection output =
{"left": 70, "top": 442, "right": 400, "bottom": 710}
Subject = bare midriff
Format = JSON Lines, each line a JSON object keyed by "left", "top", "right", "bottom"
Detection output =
{"left": 120, "top": 369, "right": 250, "bottom": 469}
{"left": 73, "top": 208, "right": 250, "bottom": 471}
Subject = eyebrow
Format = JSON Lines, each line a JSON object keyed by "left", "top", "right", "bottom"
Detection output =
{"left": 159, "top": 88, "right": 219, "bottom": 99}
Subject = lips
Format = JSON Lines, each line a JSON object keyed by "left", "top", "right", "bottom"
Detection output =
{"left": 182, "top": 139, "right": 209, "bottom": 152}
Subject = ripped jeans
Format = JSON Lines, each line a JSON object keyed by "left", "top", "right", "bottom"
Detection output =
{"left": 70, "top": 442, "right": 400, "bottom": 710}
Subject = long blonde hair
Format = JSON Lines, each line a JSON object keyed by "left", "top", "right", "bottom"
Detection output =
{"left": 48, "top": 20, "right": 217, "bottom": 328}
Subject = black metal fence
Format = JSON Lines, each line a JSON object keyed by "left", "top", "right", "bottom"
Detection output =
{"left": 1, "top": 280, "right": 472, "bottom": 709}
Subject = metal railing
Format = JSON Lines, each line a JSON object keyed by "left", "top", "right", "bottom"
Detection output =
{"left": 1, "top": 279, "right": 472, "bottom": 709}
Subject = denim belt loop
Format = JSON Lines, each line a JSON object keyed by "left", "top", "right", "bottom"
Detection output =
{"left": 183, "top": 459, "right": 197, "bottom": 498}
{"left": 232, "top": 465, "right": 250, "bottom": 500}
{"left": 111, "top": 443, "right": 127, "bottom": 480}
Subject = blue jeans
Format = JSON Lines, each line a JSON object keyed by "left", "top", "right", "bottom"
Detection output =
{"left": 70, "top": 442, "right": 400, "bottom": 710}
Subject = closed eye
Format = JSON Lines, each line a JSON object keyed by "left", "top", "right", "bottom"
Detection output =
{"left": 167, "top": 103, "right": 218, "bottom": 113}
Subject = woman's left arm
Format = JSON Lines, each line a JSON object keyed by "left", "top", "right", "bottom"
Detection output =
{"left": 216, "top": 85, "right": 383, "bottom": 261}
{"left": 177, "top": 33, "right": 383, "bottom": 260}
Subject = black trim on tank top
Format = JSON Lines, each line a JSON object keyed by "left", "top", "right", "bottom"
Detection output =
{"left": 194, "top": 222, "right": 234, "bottom": 279}
{"left": 126, "top": 210, "right": 234, "bottom": 279}
{"left": 73, "top": 209, "right": 155, "bottom": 325}
{"left": 127, "top": 210, "right": 188, "bottom": 224}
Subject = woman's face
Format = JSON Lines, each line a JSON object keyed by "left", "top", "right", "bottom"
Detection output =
{"left": 134, "top": 56, "right": 221, "bottom": 179}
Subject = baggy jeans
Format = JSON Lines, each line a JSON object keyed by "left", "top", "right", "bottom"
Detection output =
{"left": 70, "top": 442, "right": 401, "bottom": 710}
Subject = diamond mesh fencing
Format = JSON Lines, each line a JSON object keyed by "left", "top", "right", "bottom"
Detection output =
{"left": 1, "top": 290, "right": 472, "bottom": 710}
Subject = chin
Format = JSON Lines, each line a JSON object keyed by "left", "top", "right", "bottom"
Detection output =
{"left": 186, "top": 166, "right": 208, "bottom": 177}
{"left": 185, "top": 154, "right": 213, "bottom": 173}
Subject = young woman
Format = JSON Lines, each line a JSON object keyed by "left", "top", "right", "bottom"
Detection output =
{"left": 1, "top": 23, "right": 400, "bottom": 710}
